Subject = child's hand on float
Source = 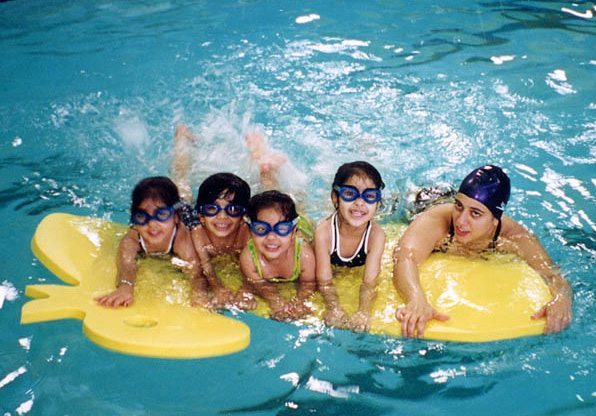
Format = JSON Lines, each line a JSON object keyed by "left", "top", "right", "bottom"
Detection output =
{"left": 348, "top": 311, "right": 371, "bottom": 332}
{"left": 323, "top": 307, "right": 349, "bottom": 328}
{"left": 290, "top": 299, "right": 312, "bottom": 319}
{"left": 233, "top": 289, "right": 257, "bottom": 310}
{"left": 95, "top": 285, "right": 134, "bottom": 308}
{"left": 270, "top": 302, "right": 294, "bottom": 321}
{"left": 211, "top": 287, "right": 235, "bottom": 309}
{"left": 190, "top": 289, "right": 212, "bottom": 310}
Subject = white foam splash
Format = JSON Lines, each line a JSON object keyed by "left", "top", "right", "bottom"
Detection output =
{"left": 546, "top": 69, "right": 577, "bottom": 95}
{"left": 18, "top": 337, "right": 31, "bottom": 351}
{"left": 305, "top": 376, "right": 359, "bottom": 398}
{"left": 280, "top": 372, "right": 300, "bottom": 387}
{"left": 12, "top": 136, "right": 22, "bottom": 147}
{"left": 561, "top": 7, "right": 594, "bottom": 19}
{"left": 114, "top": 111, "right": 150, "bottom": 149}
{"left": 0, "top": 366, "right": 27, "bottom": 388}
{"left": 491, "top": 55, "right": 515, "bottom": 65}
{"left": 295, "top": 14, "right": 320, "bottom": 24}
{"left": 16, "top": 395, "right": 34, "bottom": 415}
{"left": 0, "top": 281, "right": 19, "bottom": 309}
{"left": 431, "top": 366, "right": 467, "bottom": 384}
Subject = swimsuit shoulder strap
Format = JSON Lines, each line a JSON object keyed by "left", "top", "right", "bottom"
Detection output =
{"left": 330, "top": 212, "right": 339, "bottom": 255}
{"left": 290, "top": 236, "right": 302, "bottom": 282}
{"left": 362, "top": 220, "right": 372, "bottom": 254}
{"left": 490, "top": 219, "right": 502, "bottom": 249}
{"left": 247, "top": 239, "right": 264, "bottom": 279}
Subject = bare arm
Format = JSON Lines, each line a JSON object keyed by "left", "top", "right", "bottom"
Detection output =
{"left": 314, "top": 220, "right": 348, "bottom": 327}
{"left": 297, "top": 242, "right": 317, "bottom": 302}
{"left": 502, "top": 223, "right": 572, "bottom": 333}
{"left": 393, "top": 206, "right": 451, "bottom": 337}
{"left": 349, "top": 225, "right": 386, "bottom": 332}
{"left": 95, "top": 229, "right": 139, "bottom": 308}
{"left": 190, "top": 228, "right": 233, "bottom": 307}
{"left": 284, "top": 241, "right": 317, "bottom": 319}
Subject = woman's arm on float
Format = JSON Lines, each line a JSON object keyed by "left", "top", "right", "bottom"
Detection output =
{"left": 239, "top": 246, "right": 293, "bottom": 320}
{"left": 95, "top": 229, "right": 139, "bottom": 308}
{"left": 502, "top": 221, "right": 572, "bottom": 333}
{"left": 348, "top": 224, "right": 386, "bottom": 332}
{"left": 314, "top": 220, "right": 349, "bottom": 328}
{"left": 392, "top": 206, "right": 450, "bottom": 337}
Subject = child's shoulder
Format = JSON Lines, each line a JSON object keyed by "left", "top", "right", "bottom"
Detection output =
{"left": 370, "top": 221, "right": 385, "bottom": 236}
{"left": 314, "top": 215, "right": 333, "bottom": 232}
{"left": 313, "top": 216, "right": 332, "bottom": 242}
{"left": 235, "top": 223, "right": 251, "bottom": 247}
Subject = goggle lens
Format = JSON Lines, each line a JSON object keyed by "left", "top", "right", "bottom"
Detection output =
{"left": 200, "top": 204, "right": 246, "bottom": 218}
{"left": 249, "top": 218, "right": 298, "bottom": 237}
{"left": 131, "top": 207, "right": 174, "bottom": 226}
{"left": 334, "top": 185, "right": 382, "bottom": 204}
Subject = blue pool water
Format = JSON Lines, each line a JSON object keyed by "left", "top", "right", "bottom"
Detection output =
{"left": 1, "top": 1, "right": 594, "bottom": 414}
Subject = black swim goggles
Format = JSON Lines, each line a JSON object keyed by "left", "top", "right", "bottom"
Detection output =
{"left": 248, "top": 217, "right": 299, "bottom": 237}
{"left": 333, "top": 185, "right": 382, "bottom": 204}
{"left": 199, "top": 203, "right": 246, "bottom": 218}
{"left": 131, "top": 206, "right": 175, "bottom": 226}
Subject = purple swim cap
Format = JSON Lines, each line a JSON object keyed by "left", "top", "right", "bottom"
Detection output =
{"left": 457, "top": 165, "right": 510, "bottom": 219}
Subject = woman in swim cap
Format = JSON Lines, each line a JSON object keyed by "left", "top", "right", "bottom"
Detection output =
{"left": 392, "top": 165, "right": 572, "bottom": 338}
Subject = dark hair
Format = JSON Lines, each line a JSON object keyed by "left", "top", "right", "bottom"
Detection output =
{"left": 195, "top": 173, "right": 251, "bottom": 210}
{"left": 247, "top": 190, "right": 298, "bottom": 223}
{"left": 332, "top": 161, "right": 385, "bottom": 191}
{"left": 131, "top": 176, "right": 180, "bottom": 212}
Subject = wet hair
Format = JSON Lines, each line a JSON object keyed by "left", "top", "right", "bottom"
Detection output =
{"left": 332, "top": 161, "right": 385, "bottom": 191}
{"left": 131, "top": 176, "right": 180, "bottom": 212}
{"left": 195, "top": 173, "right": 251, "bottom": 210}
{"left": 247, "top": 190, "right": 298, "bottom": 223}
{"left": 458, "top": 165, "right": 510, "bottom": 219}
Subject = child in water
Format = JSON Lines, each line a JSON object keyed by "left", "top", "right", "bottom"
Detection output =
{"left": 239, "top": 191, "right": 316, "bottom": 321}
{"left": 189, "top": 171, "right": 254, "bottom": 308}
{"left": 314, "top": 161, "right": 387, "bottom": 332}
{"left": 171, "top": 123, "right": 288, "bottom": 309}
{"left": 96, "top": 176, "right": 207, "bottom": 308}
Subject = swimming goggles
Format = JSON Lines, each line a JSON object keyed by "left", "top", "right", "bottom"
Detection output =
{"left": 131, "top": 206, "right": 175, "bottom": 226}
{"left": 248, "top": 217, "right": 299, "bottom": 237}
{"left": 199, "top": 203, "right": 246, "bottom": 218}
{"left": 333, "top": 185, "right": 382, "bottom": 204}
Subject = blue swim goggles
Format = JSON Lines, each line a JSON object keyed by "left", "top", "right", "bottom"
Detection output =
{"left": 248, "top": 217, "right": 299, "bottom": 237}
{"left": 333, "top": 185, "right": 382, "bottom": 204}
{"left": 199, "top": 203, "right": 246, "bottom": 218}
{"left": 131, "top": 206, "right": 175, "bottom": 226}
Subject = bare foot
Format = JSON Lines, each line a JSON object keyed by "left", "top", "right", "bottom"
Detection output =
{"left": 245, "top": 131, "right": 287, "bottom": 190}
{"left": 175, "top": 123, "right": 198, "bottom": 143}
{"left": 172, "top": 123, "right": 198, "bottom": 201}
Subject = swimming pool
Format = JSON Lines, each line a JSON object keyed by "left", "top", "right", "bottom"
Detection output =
{"left": 1, "top": 0, "right": 594, "bottom": 414}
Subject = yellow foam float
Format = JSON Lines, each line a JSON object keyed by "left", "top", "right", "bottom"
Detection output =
{"left": 21, "top": 213, "right": 250, "bottom": 359}
{"left": 214, "top": 222, "right": 550, "bottom": 342}
{"left": 21, "top": 214, "right": 550, "bottom": 359}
